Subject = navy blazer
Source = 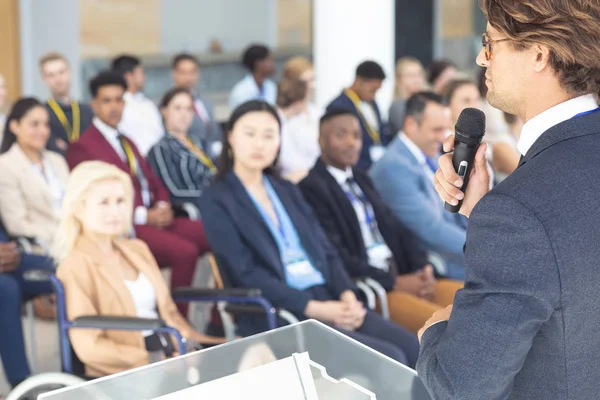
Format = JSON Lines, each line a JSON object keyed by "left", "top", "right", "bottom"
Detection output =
{"left": 326, "top": 92, "right": 387, "bottom": 169}
{"left": 298, "top": 159, "right": 428, "bottom": 291}
{"left": 417, "top": 108, "right": 600, "bottom": 399}
{"left": 199, "top": 172, "right": 357, "bottom": 336}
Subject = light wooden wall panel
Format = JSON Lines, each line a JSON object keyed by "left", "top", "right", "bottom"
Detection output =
{"left": 0, "top": 0, "right": 21, "bottom": 101}
{"left": 277, "top": 0, "right": 312, "bottom": 48}
{"left": 442, "top": 0, "right": 474, "bottom": 38}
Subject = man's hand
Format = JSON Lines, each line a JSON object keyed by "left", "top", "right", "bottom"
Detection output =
{"left": 418, "top": 305, "right": 453, "bottom": 343}
{"left": 0, "top": 242, "right": 20, "bottom": 273}
{"left": 434, "top": 135, "right": 491, "bottom": 218}
{"left": 394, "top": 273, "right": 426, "bottom": 297}
{"left": 147, "top": 203, "right": 174, "bottom": 229}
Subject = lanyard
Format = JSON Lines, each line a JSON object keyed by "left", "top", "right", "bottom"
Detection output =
{"left": 423, "top": 152, "right": 438, "bottom": 173}
{"left": 48, "top": 98, "right": 80, "bottom": 142}
{"left": 345, "top": 179, "right": 380, "bottom": 240}
{"left": 573, "top": 107, "right": 600, "bottom": 119}
{"left": 344, "top": 88, "right": 381, "bottom": 145}
{"left": 118, "top": 135, "right": 137, "bottom": 176}
{"left": 182, "top": 136, "right": 217, "bottom": 173}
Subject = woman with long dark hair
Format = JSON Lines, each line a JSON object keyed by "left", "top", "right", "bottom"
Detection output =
{"left": 201, "top": 100, "right": 419, "bottom": 367}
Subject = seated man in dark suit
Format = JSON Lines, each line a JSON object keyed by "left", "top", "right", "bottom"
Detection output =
{"left": 0, "top": 224, "right": 53, "bottom": 388}
{"left": 299, "top": 109, "right": 462, "bottom": 333}
{"left": 66, "top": 71, "right": 209, "bottom": 317}
{"left": 326, "top": 61, "right": 387, "bottom": 169}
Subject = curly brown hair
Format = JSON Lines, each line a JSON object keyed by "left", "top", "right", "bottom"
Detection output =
{"left": 480, "top": 0, "right": 600, "bottom": 99}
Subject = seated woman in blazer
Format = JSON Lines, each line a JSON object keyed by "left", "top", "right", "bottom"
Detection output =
{"left": 147, "top": 87, "right": 216, "bottom": 213}
{"left": 0, "top": 98, "right": 69, "bottom": 252}
{"left": 54, "top": 161, "right": 226, "bottom": 378}
{"left": 199, "top": 100, "right": 419, "bottom": 368}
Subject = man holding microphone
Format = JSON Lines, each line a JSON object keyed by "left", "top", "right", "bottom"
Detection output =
{"left": 416, "top": 1, "right": 600, "bottom": 399}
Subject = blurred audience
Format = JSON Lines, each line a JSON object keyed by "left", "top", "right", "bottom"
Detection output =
{"left": 0, "top": 98, "right": 69, "bottom": 252}
{"left": 200, "top": 100, "right": 419, "bottom": 367}
{"left": 427, "top": 60, "right": 457, "bottom": 95}
{"left": 54, "top": 161, "right": 225, "bottom": 378}
{"left": 229, "top": 44, "right": 277, "bottom": 110}
{"left": 147, "top": 87, "right": 216, "bottom": 213}
{"left": 278, "top": 57, "right": 322, "bottom": 182}
{"left": 327, "top": 61, "right": 387, "bottom": 169}
{"left": 66, "top": 71, "right": 211, "bottom": 316}
{"left": 388, "top": 57, "right": 427, "bottom": 136}
{"left": 370, "top": 92, "right": 467, "bottom": 280}
{"left": 276, "top": 78, "right": 315, "bottom": 183}
{"left": 112, "top": 55, "right": 164, "bottom": 156}
{"left": 40, "top": 52, "right": 94, "bottom": 155}
{"left": 171, "top": 53, "right": 222, "bottom": 159}
{"left": 299, "top": 109, "right": 462, "bottom": 333}
{"left": 0, "top": 224, "right": 54, "bottom": 390}
{"left": 443, "top": 78, "right": 482, "bottom": 127}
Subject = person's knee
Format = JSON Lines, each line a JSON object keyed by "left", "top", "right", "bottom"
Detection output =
{"left": 0, "top": 275, "right": 22, "bottom": 305}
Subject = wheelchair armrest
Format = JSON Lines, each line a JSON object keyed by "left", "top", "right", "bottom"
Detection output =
{"left": 72, "top": 316, "right": 166, "bottom": 331}
{"left": 224, "top": 303, "right": 268, "bottom": 315}
{"left": 22, "top": 268, "right": 53, "bottom": 282}
{"left": 172, "top": 287, "right": 262, "bottom": 298}
{"left": 13, "top": 236, "right": 50, "bottom": 255}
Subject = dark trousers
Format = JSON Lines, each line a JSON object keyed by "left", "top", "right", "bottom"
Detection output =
{"left": 135, "top": 217, "right": 211, "bottom": 316}
{"left": 337, "top": 310, "right": 420, "bottom": 368}
{"left": 0, "top": 254, "right": 54, "bottom": 386}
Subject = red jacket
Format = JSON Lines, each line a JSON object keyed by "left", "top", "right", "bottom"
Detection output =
{"left": 66, "top": 123, "right": 170, "bottom": 208}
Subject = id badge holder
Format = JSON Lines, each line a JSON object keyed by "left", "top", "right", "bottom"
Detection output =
{"left": 369, "top": 145, "right": 385, "bottom": 163}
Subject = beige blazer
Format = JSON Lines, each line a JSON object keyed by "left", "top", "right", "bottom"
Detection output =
{"left": 56, "top": 237, "right": 195, "bottom": 377}
{"left": 0, "top": 144, "right": 69, "bottom": 246}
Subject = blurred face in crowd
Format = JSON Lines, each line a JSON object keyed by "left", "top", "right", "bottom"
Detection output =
{"left": 41, "top": 59, "right": 71, "bottom": 98}
{"left": 162, "top": 92, "right": 195, "bottom": 135}
{"left": 0, "top": 74, "right": 6, "bottom": 109}
{"left": 355, "top": 78, "right": 383, "bottom": 102}
{"left": 172, "top": 59, "right": 199, "bottom": 91}
{"left": 229, "top": 111, "right": 280, "bottom": 173}
{"left": 299, "top": 68, "right": 316, "bottom": 101}
{"left": 432, "top": 66, "right": 457, "bottom": 94}
{"left": 92, "top": 85, "right": 125, "bottom": 129}
{"left": 319, "top": 114, "right": 362, "bottom": 170}
{"left": 126, "top": 65, "right": 146, "bottom": 93}
{"left": 9, "top": 105, "right": 50, "bottom": 152}
{"left": 79, "top": 179, "right": 130, "bottom": 238}
{"left": 399, "top": 62, "right": 426, "bottom": 98}
{"left": 405, "top": 101, "right": 451, "bottom": 158}
{"left": 257, "top": 53, "right": 276, "bottom": 77}
{"left": 449, "top": 83, "right": 482, "bottom": 124}
{"left": 477, "top": 23, "right": 530, "bottom": 115}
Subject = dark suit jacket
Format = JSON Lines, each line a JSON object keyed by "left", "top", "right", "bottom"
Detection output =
{"left": 326, "top": 91, "right": 386, "bottom": 169}
{"left": 299, "top": 159, "right": 428, "bottom": 291}
{"left": 45, "top": 101, "right": 94, "bottom": 155}
{"left": 66, "top": 123, "right": 170, "bottom": 209}
{"left": 417, "top": 109, "right": 600, "bottom": 399}
{"left": 199, "top": 172, "right": 357, "bottom": 336}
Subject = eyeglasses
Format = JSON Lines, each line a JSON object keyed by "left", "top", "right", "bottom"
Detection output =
{"left": 481, "top": 33, "right": 511, "bottom": 61}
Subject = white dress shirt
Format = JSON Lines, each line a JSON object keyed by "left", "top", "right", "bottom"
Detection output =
{"left": 94, "top": 117, "right": 148, "bottom": 225}
{"left": 279, "top": 103, "right": 322, "bottom": 176}
{"left": 326, "top": 165, "right": 392, "bottom": 270}
{"left": 31, "top": 156, "right": 64, "bottom": 217}
{"left": 518, "top": 94, "right": 598, "bottom": 156}
{"left": 228, "top": 74, "right": 277, "bottom": 110}
{"left": 124, "top": 272, "right": 159, "bottom": 337}
{"left": 118, "top": 92, "right": 164, "bottom": 156}
{"left": 400, "top": 132, "right": 436, "bottom": 183}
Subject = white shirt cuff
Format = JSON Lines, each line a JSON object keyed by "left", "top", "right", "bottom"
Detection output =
{"left": 134, "top": 206, "right": 148, "bottom": 225}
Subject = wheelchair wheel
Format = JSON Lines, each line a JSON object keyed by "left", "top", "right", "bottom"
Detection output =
{"left": 6, "top": 373, "right": 85, "bottom": 400}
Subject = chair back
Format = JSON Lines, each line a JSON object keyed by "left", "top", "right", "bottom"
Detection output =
{"left": 208, "top": 253, "right": 234, "bottom": 289}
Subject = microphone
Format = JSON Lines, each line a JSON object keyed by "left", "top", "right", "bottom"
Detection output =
{"left": 444, "top": 108, "right": 486, "bottom": 213}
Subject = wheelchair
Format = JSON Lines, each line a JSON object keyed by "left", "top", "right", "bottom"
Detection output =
{"left": 6, "top": 267, "right": 277, "bottom": 400}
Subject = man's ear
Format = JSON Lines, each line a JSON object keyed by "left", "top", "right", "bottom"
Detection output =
{"left": 533, "top": 44, "right": 551, "bottom": 73}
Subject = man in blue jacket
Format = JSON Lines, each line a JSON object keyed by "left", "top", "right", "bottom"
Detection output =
{"left": 327, "top": 61, "right": 387, "bottom": 169}
{"left": 418, "top": 0, "right": 600, "bottom": 399}
{"left": 370, "top": 92, "right": 467, "bottom": 280}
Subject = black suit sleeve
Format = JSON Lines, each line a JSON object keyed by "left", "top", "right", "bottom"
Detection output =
{"left": 299, "top": 181, "right": 395, "bottom": 291}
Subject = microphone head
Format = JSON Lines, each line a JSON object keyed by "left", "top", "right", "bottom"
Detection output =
{"left": 455, "top": 108, "right": 486, "bottom": 139}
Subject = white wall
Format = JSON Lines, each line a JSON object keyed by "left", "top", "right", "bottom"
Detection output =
{"left": 313, "top": 0, "right": 395, "bottom": 117}
{"left": 19, "top": 0, "right": 81, "bottom": 98}
{"left": 160, "top": 0, "right": 277, "bottom": 53}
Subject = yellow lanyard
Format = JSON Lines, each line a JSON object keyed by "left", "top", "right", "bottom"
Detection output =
{"left": 182, "top": 136, "right": 217, "bottom": 173}
{"left": 118, "top": 136, "right": 137, "bottom": 176}
{"left": 344, "top": 88, "right": 381, "bottom": 145}
{"left": 48, "top": 98, "right": 80, "bottom": 142}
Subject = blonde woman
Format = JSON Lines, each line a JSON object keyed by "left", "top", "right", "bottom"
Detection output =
{"left": 388, "top": 57, "right": 427, "bottom": 135}
{"left": 54, "top": 161, "right": 225, "bottom": 378}
{"left": 279, "top": 57, "right": 323, "bottom": 182}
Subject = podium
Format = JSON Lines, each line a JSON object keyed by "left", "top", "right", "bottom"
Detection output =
{"left": 39, "top": 320, "right": 431, "bottom": 399}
